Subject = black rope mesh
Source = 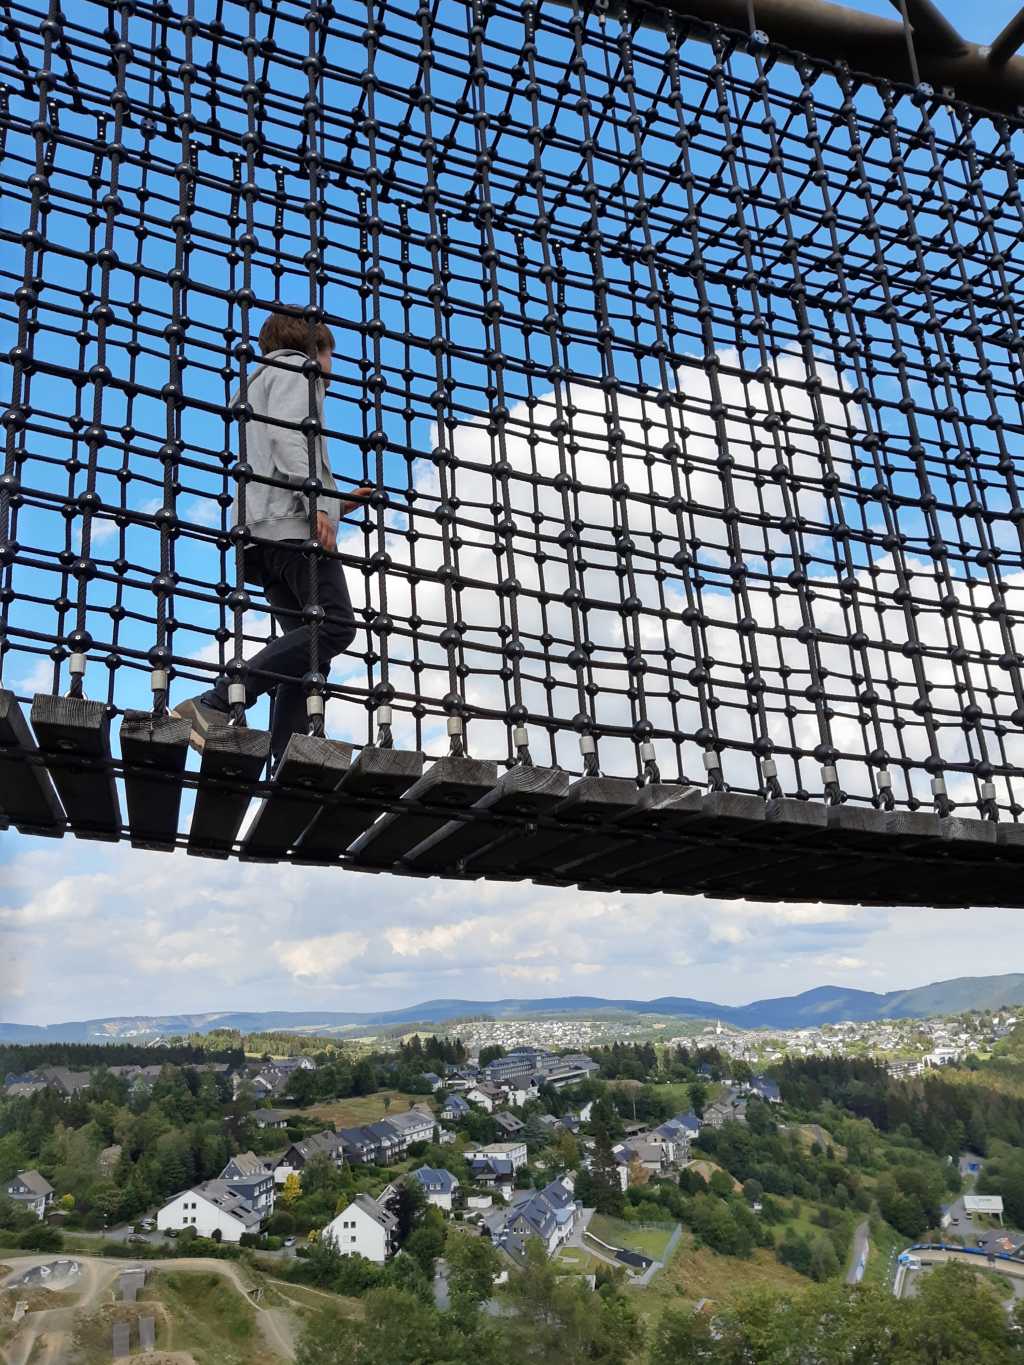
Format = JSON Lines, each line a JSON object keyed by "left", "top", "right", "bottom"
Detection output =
{"left": 2, "top": 0, "right": 1024, "bottom": 821}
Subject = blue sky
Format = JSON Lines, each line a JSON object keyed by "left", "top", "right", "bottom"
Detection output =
{"left": 841, "top": 0, "right": 1021, "bottom": 32}
{"left": 2, "top": 0, "right": 1024, "bottom": 1024}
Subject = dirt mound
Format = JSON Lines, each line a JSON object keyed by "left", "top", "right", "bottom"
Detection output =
{"left": 0, "top": 1285, "right": 76, "bottom": 1314}
{"left": 72, "top": 1299, "right": 170, "bottom": 1359}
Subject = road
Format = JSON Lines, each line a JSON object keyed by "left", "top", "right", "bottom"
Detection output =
{"left": 846, "top": 1220, "right": 869, "bottom": 1285}
{"left": 898, "top": 1247, "right": 1024, "bottom": 1306}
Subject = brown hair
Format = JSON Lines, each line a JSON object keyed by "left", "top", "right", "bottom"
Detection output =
{"left": 258, "top": 306, "right": 335, "bottom": 358}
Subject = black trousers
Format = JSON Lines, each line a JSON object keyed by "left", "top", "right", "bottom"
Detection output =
{"left": 207, "top": 540, "right": 357, "bottom": 758}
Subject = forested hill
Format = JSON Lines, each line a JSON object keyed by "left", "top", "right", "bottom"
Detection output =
{"left": 5, "top": 972, "right": 1024, "bottom": 1041}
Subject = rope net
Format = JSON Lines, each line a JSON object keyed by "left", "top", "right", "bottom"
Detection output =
{"left": 2, "top": 0, "right": 1024, "bottom": 825}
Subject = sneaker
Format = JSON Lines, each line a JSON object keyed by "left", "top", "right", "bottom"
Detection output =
{"left": 170, "top": 694, "right": 231, "bottom": 755}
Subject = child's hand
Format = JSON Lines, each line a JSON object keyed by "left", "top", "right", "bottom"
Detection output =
{"left": 315, "top": 511, "right": 337, "bottom": 553}
{"left": 341, "top": 486, "right": 375, "bottom": 516}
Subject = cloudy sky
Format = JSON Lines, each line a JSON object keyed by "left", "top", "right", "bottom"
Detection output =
{"left": 1, "top": 824, "right": 1021, "bottom": 1025}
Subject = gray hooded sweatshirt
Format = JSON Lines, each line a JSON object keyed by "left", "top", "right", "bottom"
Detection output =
{"left": 230, "top": 348, "right": 339, "bottom": 543}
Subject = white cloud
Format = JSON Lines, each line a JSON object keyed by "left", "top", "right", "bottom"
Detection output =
{"left": 1, "top": 825, "right": 1021, "bottom": 1027}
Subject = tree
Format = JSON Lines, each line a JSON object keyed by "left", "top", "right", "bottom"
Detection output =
{"left": 478, "top": 1045, "right": 506, "bottom": 1068}
{"left": 689, "top": 1080, "right": 709, "bottom": 1116}
{"left": 810, "top": 1235, "right": 840, "bottom": 1282}
{"left": 389, "top": 1180, "right": 427, "bottom": 1246}
{"left": 287, "top": 1069, "right": 318, "bottom": 1107}
{"left": 649, "top": 1307, "right": 719, "bottom": 1365}
{"left": 403, "top": 1205, "right": 446, "bottom": 1276}
{"left": 587, "top": 1118, "right": 625, "bottom": 1217}
{"left": 555, "top": 1131, "right": 580, "bottom": 1171}
{"left": 0, "top": 1133, "right": 29, "bottom": 1182}
{"left": 280, "top": 1172, "right": 302, "bottom": 1207}
{"left": 446, "top": 1229, "right": 501, "bottom": 1324}
{"left": 18, "top": 1224, "right": 63, "bottom": 1252}
{"left": 301, "top": 1154, "right": 340, "bottom": 1199}
{"left": 382, "top": 1251, "right": 433, "bottom": 1303}
{"left": 296, "top": 1289, "right": 474, "bottom": 1365}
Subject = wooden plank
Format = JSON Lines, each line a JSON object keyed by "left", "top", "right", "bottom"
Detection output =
{"left": 465, "top": 776, "right": 641, "bottom": 877}
{"left": 404, "top": 765, "right": 571, "bottom": 872}
{"left": 349, "top": 757, "right": 499, "bottom": 867}
{"left": 188, "top": 726, "right": 270, "bottom": 859}
{"left": 293, "top": 746, "right": 425, "bottom": 863}
{"left": 0, "top": 690, "right": 64, "bottom": 835}
{"left": 568, "top": 783, "right": 703, "bottom": 881}
{"left": 30, "top": 693, "right": 121, "bottom": 841}
{"left": 240, "top": 734, "right": 353, "bottom": 862}
{"left": 120, "top": 711, "right": 191, "bottom": 852}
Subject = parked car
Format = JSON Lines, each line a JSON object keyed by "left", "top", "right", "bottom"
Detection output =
{"left": 283, "top": 1237, "right": 295, "bottom": 1247}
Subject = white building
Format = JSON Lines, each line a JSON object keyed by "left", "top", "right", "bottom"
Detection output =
{"left": 156, "top": 1180, "right": 263, "bottom": 1243}
{"left": 964, "top": 1194, "right": 1004, "bottom": 1224}
{"left": 465, "top": 1141, "right": 528, "bottom": 1172}
{"left": 465, "top": 1085, "right": 498, "bottom": 1113}
{"left": 410, "top": 1165, "right": 459, "bottom": 1213}
{"left": 383, "top": 1107, "right": 436, "bottom": 1148}
{"left": 322, "top": 1193, "right": 398, "bottom": 1264}
{"left": 5, "top": 1170, "right": 53, "bottom": 1220}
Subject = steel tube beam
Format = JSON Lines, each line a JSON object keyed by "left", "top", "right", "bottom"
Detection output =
{"left": 989, "top": 7, "right": 1024, "bottom": 67}
{"left": 614, "top": 0, "right": 1024, "bottom": 115}
{"left": 886, "top": 0, "right": 966, "bottom": 56}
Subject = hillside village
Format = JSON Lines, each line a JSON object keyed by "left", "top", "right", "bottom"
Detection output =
{"left": 0, "top": 1039, "right": 792, "bottom": 1275}
{"left": 672, "top": 1009, "right": 1020, "bottom": 1072}
{"left": 7, "top": 1015, "right": 1024, "bottom": 1365}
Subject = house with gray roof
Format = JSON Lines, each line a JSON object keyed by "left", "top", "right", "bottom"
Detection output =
{"left": 219, "top": 1152, "right": 275, "bottom": 1212}
{"left": 5, "top": 1170, "right": 53, "bottom": 1219}
{"left": 381, "top": 1106, "right": 436, "bottom": 1148}
{"left": 323, "top": 1192, "right": 398, "bottom": 1263}
{"left": 274, "top": 1130, "right": 346, "bottom": 1183}
{"left": 494, "top": 1111, "right": 526, "bottom": 1137}
{"left": 485, "top": 1175, "right": 580, "bottom": 1258}
{"left": 252, "top": 1108, "right": 292, "bottom": 1130}
{"left": 440, "top": 1094, "right": 472, "bottom": 1121}
{"left": 156, "top": 1180, "right": 263, "bottom": 1242}
{"left": 410, "top": 1165, "right": 459, "bottom": 1213}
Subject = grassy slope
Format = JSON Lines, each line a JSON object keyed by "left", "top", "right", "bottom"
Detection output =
{"left": 148, "top": 1270, "right": 285, "bottom": 1365}
{"left": 303, "top": 1091, "right": 432, "bottom": 1128}
{"left": 634, "top": 1231, "right": 810, "bottom": 1317}
{"left": 588, "top": 1214, "right": 676, "bottom": 1261}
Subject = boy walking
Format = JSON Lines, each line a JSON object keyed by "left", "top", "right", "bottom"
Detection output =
{"left": 173, "top": 307, "right": 370, "bottom": 761}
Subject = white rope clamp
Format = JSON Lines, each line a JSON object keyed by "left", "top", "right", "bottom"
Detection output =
{"left": 69, "top": 652, "right": 87, "bottom": 677}
{"left": 981, "top": 780, "right": 997, "bottom": 802}
{"left": 447, "top": 715, "right": 464, "bottom": 737}
{"left": 639, "top": 740, "right": 656, "bottom": 764}
{"left": 761, "top": 758, "right": 778, "bottom": 780}
{"left": 306, "top": 694, "right": 325, "bottom": 718}
{"left": 513, "top": 725, "right": 529, "bottom": 749}
{"left": 150, "top": 669, "right": 169, "bottom": 693}
{"left": 877, "top": 769, "right": 892, "bottom": 790}
{"left": 579, "top": 734, "right": 596, "bottom": 756}
{"left": 702, "top": 750, "right": 720, "bottom": 771}
{"left": 227, "top": 682, "right": 246, "bottom": 706}
{"left": 931, "top": 775, "right": 947, "bottom": 798}
{"left": 376, "top": 705, "right": 393, "bottom": 726}
{"left": 821, "top": 764, "right": 838, "bottom": 786}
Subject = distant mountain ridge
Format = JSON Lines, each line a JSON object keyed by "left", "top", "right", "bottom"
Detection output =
{"left": 3, "top": 973, "right": 1024, "bottom": 1043}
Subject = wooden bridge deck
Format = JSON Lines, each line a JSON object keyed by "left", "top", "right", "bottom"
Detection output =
{"left": 0, "top": 690, "right": 1019, "bottom": 908}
